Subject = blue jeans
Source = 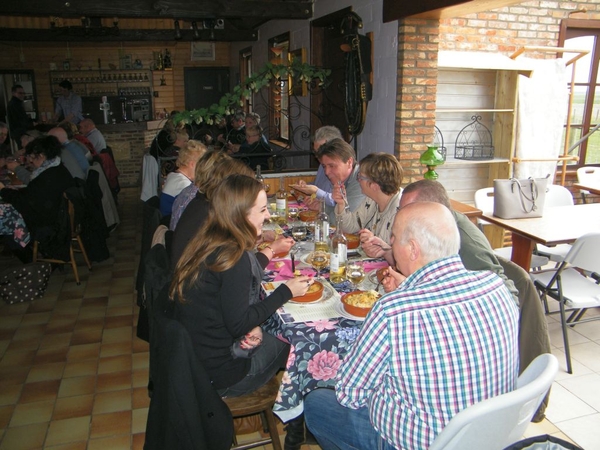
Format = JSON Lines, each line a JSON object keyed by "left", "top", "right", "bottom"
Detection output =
{"left": 218, "top": 332, "right": 289, "bottom": 398}
{"left": 304, "top": 389, "right": 397, "bottom": 450}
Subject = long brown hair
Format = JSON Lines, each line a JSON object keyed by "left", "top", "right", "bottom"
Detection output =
{"left": 170, "top": 174, "right": 264, "bottom": 302}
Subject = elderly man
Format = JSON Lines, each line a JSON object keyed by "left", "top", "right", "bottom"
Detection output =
{"left": 48, "top": 127, "right": 88, "bottom": 179}
{"left": 234, "top": 124, "right": 272, "bottom": 170}
{"left": 305, "top": 202, "right": 520, "bottom": 450}
{"left": 78, "top": 118, "right": 107, "bottom": 153}
{"left": 311, "top": 137, "right": 364, "bottom": 220}
{"left": 291, "top": 125, "right": 342, "bottom": 209}
{"left": 53, "top": 80, "right": 84, "bottom": 125}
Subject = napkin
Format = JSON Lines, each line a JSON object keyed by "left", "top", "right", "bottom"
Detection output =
{"left": 363, "top": 260, "right": 390, "bottom": 272}
{"left": 274, "top": 264, "right": 314, "bottom": 281}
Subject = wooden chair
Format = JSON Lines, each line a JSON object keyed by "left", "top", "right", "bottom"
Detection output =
{"left": 224, "top": 377, "right": 283, "bottom": 450}
{"left": 33, "top": 194, "right": 91, "bottom": 285}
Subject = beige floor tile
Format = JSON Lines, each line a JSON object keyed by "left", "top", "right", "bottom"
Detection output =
{"left": 33, "top": 346, "right": 69, "bottom": 365}
{"left": 12, "top": 324, "right": 46, "bottom": 341}
{"left": 558, "top": 373, "right": 600, "bottom": 411}
{"left": 100, "top": 341, "right": 132, "bottom": 358}
{"left": 0, "top": 383, "right": 23, "bottom": 405}
{"left": 63, "top": 360, "right": 99, "bottom": 378}
{"left": 0, "top": 349, "right": 36, "bottom": 367}
{"left": 0, "top": 405, "right": 14, "bottom": 429}
{"left": 132, "top": 387, "right": 150, "bottom": 410}
{"left": 87, "top": 435, "right": 131, "bottom": 450}
{"left": 107, "top": 305, "right": 134, "bottom": 317}
{"left": 92, "top": 390, "right": 131, "bottom": 414}
{"left": 132, "top": 432, "right": 146, "bottom": 450}
{"left": 104, "top": 315, "right": 133, "bottom": 329}
{"left": 132, "top": 369, "right": 150, "bottom": 389}
{"left": 90, "top": 410, "right": 131, "bottom": 439}
{"left": 6, "top": 336, "right": 41, "bottom": 352}
{"left": 52, "top": 395, "right": 94, "bottom": 421}
{"left": 25, "top": 362, "right": 65, "bottom": 383}
{"left": 19, "top": 312, "right": 52, "bottom": 327}
{"left": 132, "top": 352, "right": 149, "bottom": 371}
{"left": 96, "top": 371, "right": 132, "bottom": 392}
{"left": 45, "top": 442, "right": 88, "bottom": 450}
{"left": 38, "top": 332, "right": 72, "bottom": 350}
{"left": 9, "top": 400, "right": 54, "bottom": 427}
{"left": 0, "top": 422, "right": 48, "bottom": 450}
{"left": 102, "top": 326, "right": 133, "bottom": 344}
{"left": 569, "top": 341, "right": 600, "bottom": 372}
{"left": 131, "top": 407, "right": 148, "bottom": 434}
{"left": 546, "top": 383, "right": 596, "bottom": 423}
{"left": 58, "top": 375, "right": 97, "bottom": 398}
{"left": 45, "top": 416, "right": 91, "bottom": 447}
{"left": 555, "top": 413, "right": 600, "bottom": 450}
{"left": 98, "top": 355, "right": 132, "bottom": 374}
{"left": 67, "top": 343, "right": 101, "bottom": 362}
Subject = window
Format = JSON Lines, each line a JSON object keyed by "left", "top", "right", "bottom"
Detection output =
{"left": 239, "top": 47, "right": 253, "bottom": 113}
{"left": 268, "top": 32, "right": 290, "bottom": 142}
{"left": 559, "top": 20, "right": 600, "bottom": 166}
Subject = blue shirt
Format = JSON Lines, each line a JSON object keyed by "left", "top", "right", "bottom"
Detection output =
{"left": 55, "top": 92, "right": 84, "bottom": 124}
{"left": 335, "top": 255, "right": 519, "bottom": 450}
{"left": 313, "top": 165, "right": 335, "bottom": 207}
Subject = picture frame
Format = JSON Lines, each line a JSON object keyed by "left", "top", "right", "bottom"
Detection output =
{"left": 62, "top": 60, "right": 70, "bottom": 70}
{"left": 191, "top": 42, "right": 215, "bottom": 61}
{"left": 289, "top": 48, "right": 307, "bottom": 96}
{"left": 119, "top": 54, "right": 132, "bottom": 70}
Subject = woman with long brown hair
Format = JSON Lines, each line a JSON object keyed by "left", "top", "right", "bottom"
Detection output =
{"left": 170, "top": 174, "right": 313, "bottom": 397}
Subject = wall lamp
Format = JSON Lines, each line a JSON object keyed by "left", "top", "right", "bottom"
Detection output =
{"left": 174, "top": 19, "right": 182, "bottom": 40}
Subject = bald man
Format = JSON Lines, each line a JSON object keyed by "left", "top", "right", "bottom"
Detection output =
{"left": 305, "top": 202, "right": 519, "bottom": 450}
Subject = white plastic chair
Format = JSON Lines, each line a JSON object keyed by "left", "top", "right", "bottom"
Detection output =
{"left": 531, "top": 232, "right": 600, "bottom": 374}
{"left": 577, "top": 166, "right": 600, "bottom": 204}
{"left": 535, "top": 185, "right": 574, "bottom": 264}
{"left": 429, "top": 353, "right": 558, "bottom": 450}
{"left": 474, "top": 187, "right": 549, "bottom": 270}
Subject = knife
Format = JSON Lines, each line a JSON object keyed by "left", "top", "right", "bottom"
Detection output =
{"left": 291, "top": 252, "right": 296, "bottom": 273}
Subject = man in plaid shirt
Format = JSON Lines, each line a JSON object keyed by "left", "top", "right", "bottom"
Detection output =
{"left": 305, "top": 202, "right": 519, "bottom": 449}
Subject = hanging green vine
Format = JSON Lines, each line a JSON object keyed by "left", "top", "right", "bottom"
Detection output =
{"left": 171, "top": 58, "right": 331, "bottom": 127}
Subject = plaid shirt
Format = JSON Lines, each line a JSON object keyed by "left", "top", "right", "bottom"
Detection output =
{"left": 335, "top": 255, "right": 519, "bottom": 449}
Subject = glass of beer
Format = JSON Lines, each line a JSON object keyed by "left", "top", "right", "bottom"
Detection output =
{"left": 346, "top": 260, "right": 365, "bottom": 290}
{"left": 309, "top": 251, "right": 328, "bottom": 279}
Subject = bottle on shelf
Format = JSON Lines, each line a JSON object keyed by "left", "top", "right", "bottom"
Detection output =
{"left": 329, "top": 216, "right": 347, "bottom": 283}
{"left": 314, "top": 200, "right": 330, "bottom": 252}
{"left": 255, "top": 165, "right": 265, "bottom": 189}
{"left": 276, "top": 177, "right": 288, "bottom": 224}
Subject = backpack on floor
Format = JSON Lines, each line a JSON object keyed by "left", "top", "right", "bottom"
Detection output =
{"left": 0, "top": 262, "right": 52, "bottom": 304}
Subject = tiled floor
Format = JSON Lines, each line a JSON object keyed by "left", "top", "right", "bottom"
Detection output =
{"left": 0, "top": 186, "right": 598, "bottom": 449}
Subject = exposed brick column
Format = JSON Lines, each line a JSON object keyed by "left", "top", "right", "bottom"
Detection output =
{"left": 395, "top": 18, "right": 440, "bottom": 183}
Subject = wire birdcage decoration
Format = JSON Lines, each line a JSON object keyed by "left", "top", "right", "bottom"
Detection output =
{"left": 454, "top": 115, "right": 494, "bottom": 160}
{"left": 433, "top": 125, "right": 447, "bottom": 160}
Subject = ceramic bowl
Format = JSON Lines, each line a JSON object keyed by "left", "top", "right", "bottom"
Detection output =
{"left": 341, "top": 290, "right": 380, "bottom": 317}
{"left": 344, "top": 233, "right": 360, "bottom": 249}
{"left": 292, "top": 281, "right": 323, "bottom": 303}
{"left": 299, "top": 210, "right": 318, "bottom": 222}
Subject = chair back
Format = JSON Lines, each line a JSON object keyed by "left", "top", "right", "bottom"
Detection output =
{"left": 546, "top": 184, "right": 574, "bottom": 207}
{"left": 429, "top": 353, "right": 558, "bottom": 450}
{"left": 563, "top": 232, "right": 600, "bottom": 275}
{"left": 577, "top": 166, "right": 600, "bottom": 188}
{"left": 474, "top": 187, "right": 495, "bottom": 228}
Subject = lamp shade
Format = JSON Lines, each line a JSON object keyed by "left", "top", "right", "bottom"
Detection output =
{"left": 420, "top": 145, "right": 445, "bottom": 166}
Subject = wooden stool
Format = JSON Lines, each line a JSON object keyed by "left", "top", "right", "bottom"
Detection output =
{"left": 224, "top": 376, "right": 282, "bottom": 450}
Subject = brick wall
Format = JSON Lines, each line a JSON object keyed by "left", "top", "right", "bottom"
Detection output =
{"left": 395, "top": 18, "right": 440, "bottom": 183}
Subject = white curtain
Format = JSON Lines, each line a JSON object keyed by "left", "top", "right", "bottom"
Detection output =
{"left": 515, "top": 59, "right": 568, "bottom": 179}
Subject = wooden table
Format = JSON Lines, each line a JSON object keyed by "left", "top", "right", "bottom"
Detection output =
{"left": 480, "top": 203, "right": 600, "bottom": 270}
{"left": 449, "top": 199, "right": 482, "bottom": 225}
{"left": 573, "top": 182, "right": 600, "bottom": 196}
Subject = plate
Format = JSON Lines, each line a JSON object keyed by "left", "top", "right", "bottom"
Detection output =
{"left": 300, "top": 252, "right": 330, "bottom": 267}
{"left": 289, "top": 282, "right": 335, "bottom": 304}
{"left": 333, "top": 301, "right": 365, "bottom": 321}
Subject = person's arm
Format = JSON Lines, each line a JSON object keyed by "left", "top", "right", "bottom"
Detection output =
{"left": 335, "top": 305, "right": 390, "bottom": 408}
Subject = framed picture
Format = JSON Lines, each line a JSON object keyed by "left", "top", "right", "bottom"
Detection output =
{"left": 289, "top": 48, "right": 307, "bottom": 96}
{"left": 62, "top": 60, "right": 70, "bottom": 70}
{"left": 191, "top": 42, "right": 215, "bottom": 61}
{"left": 120, "top": 54, "right": 132, "bottom": 70}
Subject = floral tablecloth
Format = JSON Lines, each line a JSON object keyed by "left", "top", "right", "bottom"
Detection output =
{"left": 262, "top": 247, "right": 388, "bottom": 422}
{"left": 0, "top": 202, "right": 30, "bottom": 248}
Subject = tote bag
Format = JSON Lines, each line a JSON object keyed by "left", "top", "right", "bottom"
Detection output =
{"left": 493, "top": 176, "right": 549, "bottom": 219}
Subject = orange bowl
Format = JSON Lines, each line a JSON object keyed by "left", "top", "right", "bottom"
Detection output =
{"left": 341, "top": 290, "right": 380, "bottom": 317}
{"left": 299, "top": 210, "right": 318, "bottom": 222}
{"left": 292, "top": 281, "right": 323, "bottom": 303}
{"left": 344, "top": 233, "right": 360, "bottom": 249}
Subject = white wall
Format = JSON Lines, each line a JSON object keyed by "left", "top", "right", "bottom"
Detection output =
{"left": 229, "top": 0, "right": 398, "bottom": 157}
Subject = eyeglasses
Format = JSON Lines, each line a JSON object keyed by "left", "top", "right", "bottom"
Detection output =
{"left": 356, "top": 173, "right": 371, "bottom": 183}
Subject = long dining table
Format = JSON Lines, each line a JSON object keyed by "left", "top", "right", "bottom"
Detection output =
{"left": 480, "top": 203, "right": 600, "bottom": 270}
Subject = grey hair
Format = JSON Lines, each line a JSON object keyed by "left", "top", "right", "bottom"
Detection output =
{"left": 314, "top": 126, "right": 342, "bottom": 144}
{"left": 233, "top": 110, "right": 246, "bottom": 122}
{"left": 398, "top": 202, "right": 460, "bottom": 263}
{"left": 246, "top": 112, "right": 261, "bottom": 125}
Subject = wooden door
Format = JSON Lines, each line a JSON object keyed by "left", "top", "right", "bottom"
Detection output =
{"left": 184, "top": 67, "right": 230, "bottom": 111}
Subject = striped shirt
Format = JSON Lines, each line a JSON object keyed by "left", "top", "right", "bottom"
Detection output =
{"left": 335, "top": 255, "right": 519, "bottom": 450}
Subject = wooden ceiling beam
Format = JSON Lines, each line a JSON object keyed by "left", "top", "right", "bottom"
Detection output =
{"left": 0, "top": 27, "right": 258, "bottom": 42}
{"left": 383, "top": 0, "right": 524, "bottom": 22}
{"left": 2, "top": 0, "right": 313, "bottom": 20}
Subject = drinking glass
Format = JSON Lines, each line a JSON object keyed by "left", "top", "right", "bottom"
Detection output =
{"left": 309, "top": 250, "right": 328, "bottom": 279}
{"left": 346, "top": 260, "right": 365, "bottom": 290}
{"left": 292, "top": 224, "right": 307, "bottom": 241}
{"left": 288, "top": 206, "right": 299, "bottom": 220}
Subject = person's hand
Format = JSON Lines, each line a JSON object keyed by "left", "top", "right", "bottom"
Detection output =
{"left": 291, "top": 181, "right": 317, "bottom": 196}
{"left": 304, "top": 196, "right": 321, "bottom": 211}
{"left": 270, "top": 236, "right": 294, "bottom": 256}
{"left": 285, "top": 276, "right": 313, "bottom": 298}
{"left": 331, "top": 184, "right": 345, "bottom": 207}
{"left": 217, "top": 133, "right": 226, "bottom": 144}
{"left": 260, "top": 230, "right": 276, "bottom": 243}
{"left": 239, "top": 326, "right": 263, "bottom": 350}
{"left": 380, "top": 266, "right": 405, "bottom": 293}
{"left": 359, "top": 230, "right": 389, "bottom": 258}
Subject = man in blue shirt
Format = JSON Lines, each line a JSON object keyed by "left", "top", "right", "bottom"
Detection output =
{"left": 305, "top": 202, "right": 519, "bottom": 449}
{"left": 53, "top": 80, "right": 84, "bottom": 125}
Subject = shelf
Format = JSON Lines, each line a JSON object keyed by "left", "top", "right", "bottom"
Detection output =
{"left": 436, "top": 109, "right": 514, "bottom": 113}
{"left": 440, "top": 156, "right": 510, "bottom": 165}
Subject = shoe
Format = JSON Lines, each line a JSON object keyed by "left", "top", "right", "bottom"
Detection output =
{"left": 284, "top": 414, "right": 306, "bottom": 450}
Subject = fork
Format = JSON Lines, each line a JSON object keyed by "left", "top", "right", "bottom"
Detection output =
{"left": 338, "top": 181, "right": 350, "bottom": 211}
{"left": 373, "top": 243, "right": 392, "bottom": 252}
